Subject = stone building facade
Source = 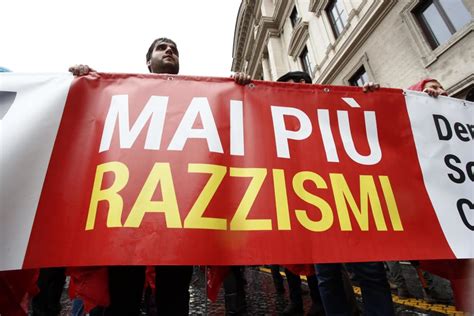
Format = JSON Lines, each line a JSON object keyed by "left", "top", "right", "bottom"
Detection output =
{"left": 231, "top": 0, "right": 473, "bottom": 99}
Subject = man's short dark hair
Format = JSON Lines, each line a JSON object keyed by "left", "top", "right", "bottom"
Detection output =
{"left": 146, "top": 37, "right": 178, "bottom": 72}
{"left": 277, "top": 71, "right": 312, "bottom": 84}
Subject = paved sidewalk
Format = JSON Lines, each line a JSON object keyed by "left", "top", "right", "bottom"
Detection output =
{"left": 48, "top": 264, "right": 467, "bottom": 315}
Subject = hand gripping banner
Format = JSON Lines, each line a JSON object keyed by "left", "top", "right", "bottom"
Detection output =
{"left": 0, "top": 73, "right": 472, "bottom": 270}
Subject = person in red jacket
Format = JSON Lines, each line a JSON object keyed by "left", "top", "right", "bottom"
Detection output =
{"left": 407, "top": 78, "right": 472, "bottom": 312}
{"left": 407, "top": 78, "right": 447, "bottom": 97}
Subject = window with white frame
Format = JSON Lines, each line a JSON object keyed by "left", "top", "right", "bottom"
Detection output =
{"left": 326, "top": 0, "right": 348, "bottom": 38}
{"left": 349, "top": 66, "right": 369, "bottom": 87}
{"left": 290, "top": 6, "right": 300, "bottom": 27}
{"left": 299, "top": 46, "right": 313, "bottom": 76}
{"left": 413, "top": 0, "right": 472, "bottom": 49}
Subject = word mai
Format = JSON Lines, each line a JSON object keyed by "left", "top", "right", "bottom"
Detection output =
{"left": 99, "top": 95, "right": 382, "bottom": 165}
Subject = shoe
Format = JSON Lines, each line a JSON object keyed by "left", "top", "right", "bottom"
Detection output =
{"left": 397, "top": 287, "right": 411, "bottom": 298}
{"left": 422, "top": 288, "right": 436, "bottom": 304}
{"left": 282, "top": 303, "right": 304, "bottom": 315}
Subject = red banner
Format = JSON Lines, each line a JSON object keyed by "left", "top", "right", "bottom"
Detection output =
{"left": 4, "top": 73, "right": 472, "bottom": 269}
{"left": 17, "top": 73, "right": 456, "bottom": 268}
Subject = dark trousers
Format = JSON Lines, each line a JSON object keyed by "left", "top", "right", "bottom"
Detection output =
{"left": 31, "top": 268, "right": 66, "bottom": 316}
{"left": 285, "top": 269, "right": 324, "bottom": 309}
{"left": 285, "top": 268, "right": 304, "bottom": 306}
{"left": 105, "top": 266, "right": 146, "bottom": 316}
{"left": 155, "top": 265, "right": 193, "bottom": 315}
{"left": 32, "top": 267, "right": 66, "bottom": 316}
{"left": 270, "top": 265, "right": 284, "bottom": 291}
{"left": 316, "top": 262, "right": 394, "bottom": 316}
{"left": 106, "top": 265, "right": 193, "bottom": 316}
{"left": 224, "top": 266, "right": 247, "bottom": 315}
{"left": 307, "top": 274, "right": 324, "bottom": 308}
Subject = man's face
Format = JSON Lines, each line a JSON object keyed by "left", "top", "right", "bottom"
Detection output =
{"left": 147, "top": 40, "right": 179, "bottom": 74}
{"left": 424, "top": 80, "right": 447, "bottom": 96}
{"left": 286, "top": 78, "right": 307, "bottom": 84}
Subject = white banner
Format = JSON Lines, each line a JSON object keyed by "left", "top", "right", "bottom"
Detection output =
{"left": 0, "top": 73, "right": 73, "bottom": 270}
{"left": 405, "top": 91, "right": 474, "bottom": 258}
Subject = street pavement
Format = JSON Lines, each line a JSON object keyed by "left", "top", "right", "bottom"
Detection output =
{"left": 51, "top": 263, "right": 467, "bottom": 315}
{"left": 186, "top": 265, "right": 462, "bottom": 316}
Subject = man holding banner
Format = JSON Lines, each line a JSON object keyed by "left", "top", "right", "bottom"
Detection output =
{"left": 68, "top": 37, "right": 194, "bottom": 316}
{"left": 68, "top": 37, "right": 253, "bottom": 315}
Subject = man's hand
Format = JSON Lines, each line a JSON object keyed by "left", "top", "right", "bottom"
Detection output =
{"left": 423, "top": 87, "right": 446, "bottom": 98}
{"left": 68, "top": 64, "right": 96, "bottom": 76}
{"left": 232, "top": 72, "right": 251, "bottom": 86}
{"left": 362, "top": 82, "right": 380, "bottom": 93}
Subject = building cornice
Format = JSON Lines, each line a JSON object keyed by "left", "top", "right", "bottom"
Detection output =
{"left": 288, "top": 21, "right": 309, "bottom": 57}
{"left": 232, "top": 0, "right": 294, "bottom": 76}
{"left": 247, "top": 17, "right": 277, "bottom": 77}
{"left": 232, "top": 1, "right": 258, "bottom": 71}
{"left": 309, "top": 0, "right": 329, "bottom": 17}
{"left": 448, "top": 73, "right": 474, "bottom": 97}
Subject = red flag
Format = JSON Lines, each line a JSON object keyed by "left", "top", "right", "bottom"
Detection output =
{"left": 206, "top": 266, "right": 231, "bottom": 301}
{"left": 284, "top": 264, "right": 315, "bottom": 276}
{"left": 68, "top": 267, "right": 109, "bottom": 312}
{"left": 420, "top": 259, "right": 474, "bottom": 312}
{"left": 0, "top": 269, "right": 39, "bottom": 316}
